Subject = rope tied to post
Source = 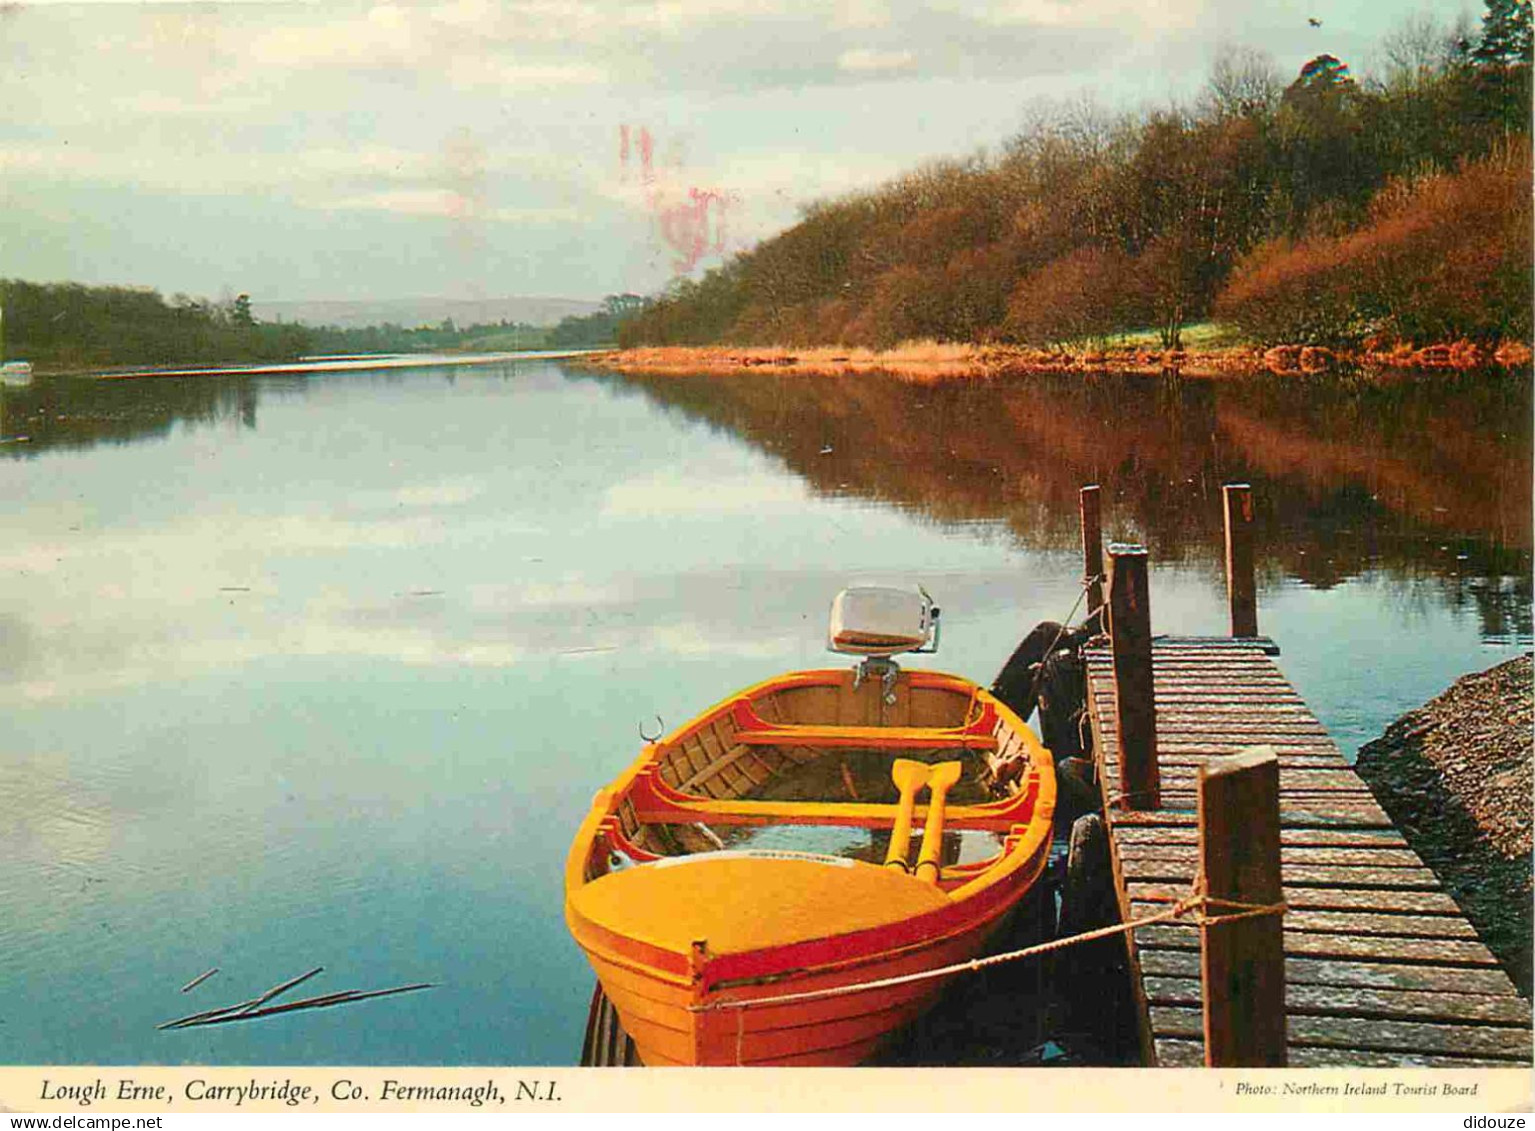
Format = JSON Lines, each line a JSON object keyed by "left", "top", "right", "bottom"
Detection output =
{"left": 1190, "top": 864, "right": 1288, "bottom": 928}
{"left": 688, "top": 878, "right": 1286, "bottom": 1016}
{"left": 1019, "top": 570, "right": 1105, "bottom": 712}
{"left": 1102, "top": 788, "right": 1163, "bottom": 809}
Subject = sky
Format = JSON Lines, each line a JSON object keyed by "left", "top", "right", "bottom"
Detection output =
{"left": 1, "top": 0, "right": 1482, "bottom": 306}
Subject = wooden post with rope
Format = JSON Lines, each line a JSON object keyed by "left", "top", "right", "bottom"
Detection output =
{"left": 1198, "top": 747, "right": 1286, "bottom": 1066}
{"left": 1107, "top": 543, "right": 1158, "bottom": 811}
{"left": 1080, "top": 484, "right": 1104, "bottom": 620}
{"left": 1223, "top": 483, "right": 1258, "bottom": 638}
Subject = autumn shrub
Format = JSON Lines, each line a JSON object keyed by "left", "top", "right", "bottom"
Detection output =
{"left": 893, "top": 204, "right": 1002, "bottom": 269}
{"left": 1210, "top": 237, "right": 1360, "bottom": 344}
{"left": 842, "top": 267, "right": 946, "bottom": 348}
{"left": 938, "top": 240, "right": 1023, "bottom": 341}
{"left": 1215, "top": 145, "right": 1532, "bottom": 344}
{"left": 1002, "top": 245, "right": 1149, "bottom": 346}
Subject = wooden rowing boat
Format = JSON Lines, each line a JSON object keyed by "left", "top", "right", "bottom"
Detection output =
{"left": 564, "top": 586, "right": 1057, "bottom": 1066}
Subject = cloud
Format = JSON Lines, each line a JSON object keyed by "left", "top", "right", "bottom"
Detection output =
{"left": 389, "top": 478, "right": 487, "bottom": 507}
{"left": 243, "top": 4, "right": 417, "bottom": 71}
{"left": 832, "top": 0, "right": 893, "bottom": 30}
{"left": 601, "top": 469, "right": 808, "bottom": 517}
{"left": 444, "top": 56, "right": 610, "bottom": 89}
{"left": 968, "top": 0, "right": 1208, "bottom": 31}
{"left": 329, "top": 188, "right": 482, "bottom": 217}
{"left": 837, "top": 46, "right": 916, "bottom": 72}
{"left": 324, "top": 187, "right": 584, "bottom": 223}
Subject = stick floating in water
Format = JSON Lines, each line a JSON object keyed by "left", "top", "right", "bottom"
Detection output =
{"left": 159, "top": 966, "right": 322, "bottom": 1029}
{"left": 167, "top": 984, "right": 435, "bottom": 1030}
{"left": 180, "top": 968, "right": 219, "bottom": 994}
{"left": 157, "top": 998, "right": 261, "bottom": 1030}
{"left": 238, "top": 966, "right": 324, "bottom": 1016}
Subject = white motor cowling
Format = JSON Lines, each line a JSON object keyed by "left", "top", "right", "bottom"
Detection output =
{"left": 827, "top": 584, "right": 940, "bottom": 657}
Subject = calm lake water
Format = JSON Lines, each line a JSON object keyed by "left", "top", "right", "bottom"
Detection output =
{"left": 1, "top": 357, "right": 1528, "bottom": 1065}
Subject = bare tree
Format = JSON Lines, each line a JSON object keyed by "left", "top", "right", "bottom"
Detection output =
{"left": 1205, "top": 44, "right": 1283, "bottom": 120}
{"left": 1376, "top": 10, "right": 1465, "bottom": 94}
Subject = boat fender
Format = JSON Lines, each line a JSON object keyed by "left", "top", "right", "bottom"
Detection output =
{"left": 1053, "top": 756, "right": 1099, "bottom": 829}
{"left": 1037, "top": 649, "right": 1088, "bottom": 761}
{"left": 991, "top": 621, "right": 1092, "bottom": 759}
{"left": 1057, "top": 814, "right": 1114, "bottom": 941}
{"left": 989, "top": 621, "right": 1063, "bottom": 721}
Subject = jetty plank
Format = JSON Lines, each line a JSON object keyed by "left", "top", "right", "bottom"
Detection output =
{"left": 1135, "top": 924, "right": 1500, "bottom": 965}
{"left": 1120, "top": 860, "right": 1445, "bottom": 889}
{"left": 1143, "top": 976, "right": 1532, "bottom": 1026}
{"left": 1128, "top": 883, "right": 1465, "bottom": 915}
{"left": 1154, "top": 1038, "right": 1517, "bottom": 1069}
{"left": 1131, "top": 902, "right": 1479, "bottom": 939}
{"left": 1118, "top": 845, "right": 1425, "bottom": 867}
{"left": 1138, "top": 948, "right": 1520, "bottom": 995}
{"left": 1150, "top": 1007, "right": 1533, "bottom": 1060}
{"left": 1116, "top": 827, "right": 1408, "bottom": 848}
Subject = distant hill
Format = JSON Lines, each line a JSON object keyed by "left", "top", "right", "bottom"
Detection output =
{"left": 254, "top": 295, "right": 603, "bottom": 330}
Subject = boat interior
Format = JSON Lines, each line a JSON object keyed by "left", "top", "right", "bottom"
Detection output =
{"left": 580, "top": 665, "right": 1050, "bottom": 891}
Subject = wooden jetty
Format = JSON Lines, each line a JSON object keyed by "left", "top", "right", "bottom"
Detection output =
{"left": 1082, "top": 484, "right": 1532, "bottom": 1068}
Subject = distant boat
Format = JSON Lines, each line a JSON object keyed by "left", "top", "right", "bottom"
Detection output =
{"left": 564, "top": 584, "right": 1057, "bottom": 1065}
{"left": 0, "top": 361, "right": 33, "bottom": 386}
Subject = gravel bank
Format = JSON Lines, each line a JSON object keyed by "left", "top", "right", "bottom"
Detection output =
{"left": 1356, "top": 655, "right": 1532, "bottom": 996}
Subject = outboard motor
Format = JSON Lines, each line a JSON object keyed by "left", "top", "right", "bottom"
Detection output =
{"left": 827, "top": 583, "right": 940, "bottom": 705}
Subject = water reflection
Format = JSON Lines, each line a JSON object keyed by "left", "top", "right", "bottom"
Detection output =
{"left": 6, "top": 364, "right": 1529, "bottom": 653}
{"left": 2, "top": 373, "right": 261, "bottom": 453}
{"left": 575, "top": 366, "right": 1532, "bottom": 643}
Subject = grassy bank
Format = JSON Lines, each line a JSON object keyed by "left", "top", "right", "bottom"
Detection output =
{"left": 584, "top": 335, "right": 1535, "bottom": 382}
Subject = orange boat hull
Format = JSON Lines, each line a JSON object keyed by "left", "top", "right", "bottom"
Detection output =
{"left": 564, "top": 668, "right": 1057, "bottom": 1066}
{"left": 573, "top": 869, "right": 1038, "bottom": 1065}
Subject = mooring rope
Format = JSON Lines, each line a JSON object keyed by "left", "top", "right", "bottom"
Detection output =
{"left": 690, "top": 878, "right": 1286, "bottom": 1017}
{"left": 1019, "top": 572, "right": 1104, "bottom": 713}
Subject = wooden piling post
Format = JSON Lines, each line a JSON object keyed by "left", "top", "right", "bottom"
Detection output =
{"left": 1079, "top": 484, "right": 1104, "bottom": 619}
{"left": 1199, "top": 747, "right": 1286, "bottom": 1067}
{"left": 1107, "top": 543, "right": 1158, "bottom": 811}
{"left": 1223, "top": 483, "right": 1258, "bottom": 638}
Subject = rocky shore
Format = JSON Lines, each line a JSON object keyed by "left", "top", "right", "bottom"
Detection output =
{"left": 1356, "top": 655, "right": 1533, "bottom": 996}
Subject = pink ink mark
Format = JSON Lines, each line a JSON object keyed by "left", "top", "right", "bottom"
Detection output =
{"left": 619, "top": 124, "right": 630, "bottom": 178}
{"left": 659, "top": 187, "right": 729, "bottom": 274}
{"left": 637, "top": 127, "right": 655, "bottom": 186}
